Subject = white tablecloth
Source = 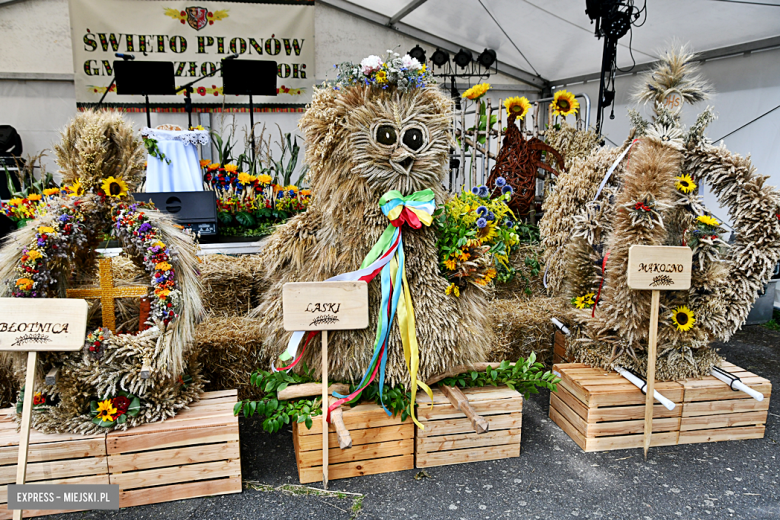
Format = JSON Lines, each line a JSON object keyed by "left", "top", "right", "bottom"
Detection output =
{"left": 141, "top": 128, "right": 210, "bottom": 192}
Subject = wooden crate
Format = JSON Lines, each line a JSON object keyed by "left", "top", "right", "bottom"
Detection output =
{"left": 0, "top": 410, "right": 109, "bottom": 519}
{"left": 292, "top": 401, "right": 414, "bottom": 484}
{"left": 415, "top": 386, "right": 523, "bottom": 468}
{"left": 106, "top": 389, "right": 242, "bottom": 508}
{"left": 549, "top": 363, "right": 684, "bottom": 452}
{"left": 552, "top": 330, "right": 574, "bottom": 365}
{"left": 678, "top": 361, "right": 771, "bottom": 444}
{"left": 550, "top": 362, "right": 771, "bottom": 452}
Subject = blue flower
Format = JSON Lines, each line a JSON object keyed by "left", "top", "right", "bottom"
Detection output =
{"left": 288, "top": 190, "right": 296, "bottom": 197}
{"left": 504, "top": 219, "right": 515, "bottom": 228}
{"left": 277, "top": 192, "right": 284, "bottom": 199}
{"left": 471, "top": 186, "right": 480, "bottom": 195}
{"left": 495, "top": 177, "right": 506, "bottom": 187}
{"left": 501, "top": 185, "right": 514, "bottom": 195}
{"left": 478, "top": 185, "right": 489, "bottom": 198}
{"left": 476, "top": 217, "right": 487, "bottom": 229}
{"left": 486, "top": 211, "right": 495, "bottom": 222}
{"left": 476, "top": 206, "right": 488, "bottom": 217}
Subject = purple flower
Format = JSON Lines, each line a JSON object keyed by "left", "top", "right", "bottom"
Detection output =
{"left": 501, "top": 185, "right": 514, "bottom": 195}
{"left": 478, "top": 185, "right": 489, "bottom": 198}
{"left": 471, "top": 186, "right": 480, "bottom": 195}
{"left": 486, "top": 211, "right": 495, "bottom": 222}
{"left": 476, "top": 206, "right": 488, "bottom": 217}
{"left": 37, "top": 239, "right": 46, "bottom": 246}
{"left": 58, "top": 215, "right": 71, "bottom": 222}
{"left": 504, "top": 219, "right": 515, "bottom": 228}
{"left": 138, "top": 222, "right": 152, "bottom": 233}
{"left": 476, "top": 217, "right": 487, "bottom": 229}
{"left": 495, "top": 177, "right": 506, "bottom": 187}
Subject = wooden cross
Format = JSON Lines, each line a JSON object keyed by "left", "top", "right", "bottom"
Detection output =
{"left": 66, "top": 257, "right": 148, "bottom": 333}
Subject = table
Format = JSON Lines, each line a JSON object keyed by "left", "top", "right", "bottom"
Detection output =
{"left": 141, "top": 128, "right": 209, "bottom": 192}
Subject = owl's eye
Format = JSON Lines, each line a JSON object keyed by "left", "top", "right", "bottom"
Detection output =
{"left": 402, "top": 128, "right": 424, "bottom": 151}
{"left": 376, "top": 125, "right": 397, "bottom": 146}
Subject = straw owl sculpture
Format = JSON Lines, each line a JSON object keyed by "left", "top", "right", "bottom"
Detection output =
{"left": 252, "top": 55, "right": 493, "bottom": 419}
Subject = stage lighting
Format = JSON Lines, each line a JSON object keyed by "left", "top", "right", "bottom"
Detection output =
{"left": 431, "top": 48, "right": 449, "bottom": 67}
{"left": 477, "top": 49, "right": 496, "bottom": 69}
{"left": 454, "top": 48, "right": 472, "bottom": 68}
{"left": 409, "top": 45, "right": 426, "bottom": 64}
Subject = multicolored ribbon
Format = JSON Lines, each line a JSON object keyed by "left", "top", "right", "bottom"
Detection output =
{"left": 275, "top": 189, "right": 436, "bottom": 429}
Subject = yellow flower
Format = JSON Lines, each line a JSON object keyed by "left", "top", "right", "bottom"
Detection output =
{"left": 199, "top": 159, "right": 211, "bottom": 168}
{"left": 155, "top": 261, "right": 172, "bottom": 271}
{"left": 462, "top": 83, "right": 491, "bottom": 100}
{"left": 671, "top": 306, "right": 696, "bottom": 332}
{"left": 238, "top": 172, "right": 256, "bottom": 185}
{"left": 257, "top": 174, "right": 273, "bottom": 184}
{"left": 26, "top": 250, "right": 42, "bottom": 261}
{"left": 477, "top": 222, "right": 498, "bottom": 242}
{"left": 208, "top": 163, "right": 220, "bottom": 171}
{"left": 573, "top": 296, "right": 586, "bottom": 309}
{"left": 43, "top": 188, "right": 60, "bottom": 197}
{"left": 224, "top": 164, "right": 238, "bottom": 172}
{"left": 420, "top": 64, "right": 427, "bottom": 73}
{"left": 675, "top": 174, "right": 697, "bottom": 194}
{"left": 68, "top": 180, "right": 84, "bottom": 196}
{"left": 445, "top": 283, "right": 460, "bottom": 297}
{"left": 101, "top": 176, "right": 129, "bottom": 198}
{"left": 697, "top": 215, "right": 719, "bottom": 227}
{"left": 27, "top": 193, "right": 42, "bottom": 202}
{"left": 444, "top": 258, "right": 457, "bottom": 271}
{"left": 15, "top": 278, "right": 34, "bottom": 291}
{"left": 504, "top": 96, "right": 531, "bottom": 119}
{"left": 38, "top": 226, "right": 55, "bottom": 234}
{"left": 552, "top": 90, "right": 579, "bottom": 117}
{"left": 96, "top": 399, "right": 117, "bottom": 422}
{"left": 301, "top": 189, "right": 312, "bottom": 196}
{"left": 155, "top": 288, "right": 171, "bottom": 298}
{"left": 192, "top": 125, "right": 205, "bottom": 131}
{"left": 376, "top": 70, "right": 388, "bottom": 84}
{"left": 152, "top": 240, "right": 166, "bottom": 249}
{"left": 285, "top": 185, "right": 299, "bottom": 193}
{"left": 8, "top": 198, "right": 23, "bottom": 206}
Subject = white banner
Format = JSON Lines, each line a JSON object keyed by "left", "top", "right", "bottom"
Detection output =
{"left": 68, "top": 0, "right": 314, "bottom": 111}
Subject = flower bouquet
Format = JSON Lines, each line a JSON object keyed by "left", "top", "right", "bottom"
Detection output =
{"left": 90, "top": 391, "right": 141, "bottom": 427}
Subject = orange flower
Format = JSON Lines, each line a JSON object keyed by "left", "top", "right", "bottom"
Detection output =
{"left": 224, "top": 164, "right": 238, "bottom": 172}
{"left": 16, "top": 278, "right": 34, "bottom": 291}
{"left": 27, "top": 193, "right": 42, "bottom": 202}
{"left": 155, "top": 261, "right": 172, "bottom": 271}
{"left": 208, "top": 163, "right": 220, "bottom": 171}
{"left": 300, "top": 189, "right": 312, "bottom": 196}
{"left": 199, "top": 159, "right": 211, "bottom": 168}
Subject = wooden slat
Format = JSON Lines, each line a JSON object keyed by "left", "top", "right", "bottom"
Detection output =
{"left": 0, "top": 456, "right": 107, "bottom": 483}
{"left": 297, "top": 439, "right": 413, "bottom": 467}
{"left": 118, "top": 476, "right": 241, "bottom": 509}
{"left": 110, "top": 459, "right": 241, "bottom": 490}
{"left": 297, "top": 454, "right": 413, "bottom": 484}
{"left": 107, "top": 424, "right": 238, "bottom": 455}
{"left": 108, "top": 441, "right": 239, "bottom": 473}
{"left": 416, "top": 443, "right": 519, "bottom": 468}
{"left": 0, "top": 438, "right": 106, "bottom": 467}
{"left": 417, "top": 386, "right": 521, "bottom": 405}
{"left": 588, "top": 383, "right": 683, "bottom": 408}
{"left": 106, "top": 414, "right": 237, "bottom": 438}
{"left": 550, "top": 392, "right": 589, "bottom": 437}
{"left": 296, "top": 424, "right": 413, "bottom": 452}
{"left": 416, "top": 397, "right": 523, "bottom": 421}
{"left": 678, "top": 426, "right": 765, "bottom": 444}
{"left": 584, "top": 431, "right": 679, "bottom": 452}
{"left": 682, "top": 382, "right": 771, "bottom": 403}
{"left": 587, "top": 401, "right": 682, "bottom": 423}
{"left": 417, "top": 413, "right": 522, "bottom": 437}
{"left": 682, "top": 397, "right": 769, "bottom": 417}
{"left": 0, "top": 430, "right": 104, "bottom": 448}
{"left": 549, "top": 405, "right": 587, "bottom": 451}
{"left": 680, "top": 411, "right": 767, "bottom": 431}
{"left": 299, "top": 403, "right": 409, "bottom": 436}
{"left": 198, "top": 389, "right": 238, "bottom": 400}
{"left": 416, "top": 428, "right": 520, "bottom": 452}
{"left": 587, "top": 417, "right": 680, "bottom": 437}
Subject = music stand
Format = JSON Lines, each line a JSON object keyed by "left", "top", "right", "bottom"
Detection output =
{"left": 222, "top": 60, "right": 277, "bottom": 165}
{"left": 114, "top": 61, "right": 176, "bottom": 127}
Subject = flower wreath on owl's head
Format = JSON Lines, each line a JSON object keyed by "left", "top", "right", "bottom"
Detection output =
{"left": 331, "top": 50, "right": 435, "bottom": 92}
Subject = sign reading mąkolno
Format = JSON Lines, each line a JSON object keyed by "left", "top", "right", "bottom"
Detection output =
{"left": 627, "top": 245, "right": 692, "bottom": 291}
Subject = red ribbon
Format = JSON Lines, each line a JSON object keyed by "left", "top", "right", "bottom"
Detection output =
{"left": 592, "top": 250, "right": 610, "bottom": 318}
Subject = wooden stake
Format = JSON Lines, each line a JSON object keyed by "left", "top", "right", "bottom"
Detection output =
{"left": 321, "top": 330, "right": 328, "bottom": 489}
{"left": 13, "top": 351, "right": 38, "bottom": 520}
{"left": 643, "top": 290, "right": 660, "bottom": 460}
{"left": 441, "top": 385, "right": 489, "bottom": 434}
{"left": 328, "top": 397, "right": 353, "bottom": 449}
{"left": 278, "top": 382, "right": 350, "bottom": 401}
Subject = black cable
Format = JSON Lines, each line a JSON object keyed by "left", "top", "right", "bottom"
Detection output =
{"left": 714, "top": 104, "right": 780, "bottom": 142}
{"left": 477, "top": 0, "right": 541, "bottom": 76}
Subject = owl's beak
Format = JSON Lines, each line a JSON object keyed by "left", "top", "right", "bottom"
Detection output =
{"left": 390, "top": 149, "right": 415, "bottom": 176}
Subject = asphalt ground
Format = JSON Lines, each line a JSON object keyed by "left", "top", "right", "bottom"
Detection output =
{"left": 48, "top": 326, "right": 780, "bottom": 520}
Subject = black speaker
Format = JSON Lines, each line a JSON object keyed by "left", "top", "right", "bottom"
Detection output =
{"left": 132, "top": 191, "right": 217, "bottom": 235}
{"left": 0, "top": 125, "right": 22, "bottom": 156}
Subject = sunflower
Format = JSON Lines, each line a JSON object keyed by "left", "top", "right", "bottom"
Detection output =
{"left": 95, "top": 399, "right": 117, "bottom": 422}
{"left": 504, "top": 96, "right": 531, "bottom": 119}
{"left": 697, "top": 215, "right": 719, "bottom": 227}
{"left": 671, "top": 306, "right": 696, "bottom": 332}
{"left": 477, "top": 221, "right": 498, "bottom": 242}
{"left": 675, "top": 174, "right": 697, "bottom": 193}
{"left": 67, "top": 180, "right": 84, "bottom": 197}
{"left": 462, "top": 83, "right": 491, "bottom": 101}
{"left": 552, "top": 90, "right": 580, "bottom": 117}
{"left": 101, "top": 176, "right": 129, "bottom": 198}
{"left": 375, "top": 70, "right": 388, "bottom": 84}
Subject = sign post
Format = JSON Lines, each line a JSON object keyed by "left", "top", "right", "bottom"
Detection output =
{"left": 0, "top": 298, "right": 89, "bottom": 520}
{"left": 627, "top": 245, "right": 692, "bottom": 460}
{"left": 282, "top": 281, "right": 368, "bottom": 489}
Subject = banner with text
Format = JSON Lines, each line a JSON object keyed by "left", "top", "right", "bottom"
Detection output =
{"left": 68, "top": 0, "right": 314, "bottom": 111}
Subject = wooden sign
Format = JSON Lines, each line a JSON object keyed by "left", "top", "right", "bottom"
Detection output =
{"left": 626, "top": 245, "right": 692, "bottom": 461}
{"left": 0, "top": 298, "right": 89, "bottom": 352}
{"left": 282, "top": 281, "right": 369, "bottom": 332}
{"left": 282, "top": 280, "right": 369, "bottom": 490}
{"left": 627, "top": 245, "right": 692, "bottom": 291}
{"left": 0, "top": 298, "right": 89, "bottom": 520}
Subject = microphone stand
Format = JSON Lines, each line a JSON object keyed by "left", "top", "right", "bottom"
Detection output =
{"left": 175, "top": 57, "right": 235, "bottom": 129}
